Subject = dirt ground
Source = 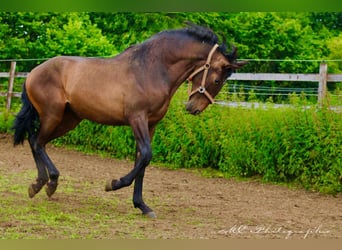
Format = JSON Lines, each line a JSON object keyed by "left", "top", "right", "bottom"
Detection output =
{"left": 0, "top": 133, "right": 341, "bottom": 239}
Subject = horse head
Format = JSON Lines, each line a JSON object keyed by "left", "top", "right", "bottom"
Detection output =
{"left": 184, "top": 22, "right": 247, "bottom": 114}
{"left": 186, "top": 44, "right": 247, "bottom": 115}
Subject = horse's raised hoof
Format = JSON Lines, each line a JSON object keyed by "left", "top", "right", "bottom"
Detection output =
{"left": 144, "top": 211, "right": 157, "bottom": 219}
{"left": 45, "top": 182, "right": 57, "bottom": 197}
{"left": 105, "top": 179, "right": 121, "bottom": 191}
{"left": 105, "top": 180, "right": 113, "bottom": 191}
{"left": 28, "top": 184, "right": 37, "bottom": 198}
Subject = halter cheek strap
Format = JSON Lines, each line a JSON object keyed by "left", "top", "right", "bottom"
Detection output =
{"left": 187, "top": 44, "right": 219, "bottom": 104}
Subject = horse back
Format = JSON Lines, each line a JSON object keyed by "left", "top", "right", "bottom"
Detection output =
{"left": 25, "top": 55, "right": 169, "bottom": 126}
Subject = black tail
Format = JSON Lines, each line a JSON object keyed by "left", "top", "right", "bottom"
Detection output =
{"left": 13, "top": 82, "right": 40, "bottom": 145}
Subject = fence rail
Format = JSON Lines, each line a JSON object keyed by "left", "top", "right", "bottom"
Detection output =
{"left": 1, "top": 61, "right": 342, "bottom": 111}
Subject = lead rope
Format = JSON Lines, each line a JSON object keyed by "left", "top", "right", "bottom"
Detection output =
{"left": 187, "top": 44, "right": 219, "bottom": 104}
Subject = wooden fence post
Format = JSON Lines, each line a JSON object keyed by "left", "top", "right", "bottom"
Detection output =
{"left": 6, "top": 61, "right": 16, "bottom": 111}
{"left": 318, "top": 62, "right": 327, "bottom": 106}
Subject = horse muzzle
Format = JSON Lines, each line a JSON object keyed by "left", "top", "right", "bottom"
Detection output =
{"left": 186, "top": 102, "right": 203, "bottom": 115}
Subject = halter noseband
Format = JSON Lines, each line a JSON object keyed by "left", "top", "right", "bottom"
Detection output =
{"left": 187, "top": 44, "right": 219, "bottom": 104}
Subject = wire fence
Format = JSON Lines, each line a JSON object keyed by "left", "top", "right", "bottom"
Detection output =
{"left": 225, "top": 84, "right": 319, "bottom": 96}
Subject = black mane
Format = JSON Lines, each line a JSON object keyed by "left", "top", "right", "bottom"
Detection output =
{"left": 183, "top": 21, "right": 234, "bottom": 61}
{"left": 131, "top": 22, "right": 236, "bottom": 63}
{"left": 184, "top": 21, "right": 219, "bottom": 46}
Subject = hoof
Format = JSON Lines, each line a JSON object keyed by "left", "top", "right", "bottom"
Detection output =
{"left": 45, "top": 183, "right": 57, "bottom": 197}
{"left": 105, "top": 179, "right": 121, "bottom": 191}
{"left": 28, "top": 184, "right": 37, "bottom": 198}
{"left": 144, "top": 211, "right": 157, "bottom": 219}
{"left": 105, "top": 180, "right": 113, "bottom": 192}
{"left": 45, "top": 187, "right": 55, "bottom": 197}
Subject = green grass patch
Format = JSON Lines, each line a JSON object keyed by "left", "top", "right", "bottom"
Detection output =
{"left": 0, "top": 168, "right": 155, "bottom": 239}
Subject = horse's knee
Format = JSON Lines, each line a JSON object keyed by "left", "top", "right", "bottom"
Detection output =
{"left": 140, "top": 146, "right": 152, "bottom": 166}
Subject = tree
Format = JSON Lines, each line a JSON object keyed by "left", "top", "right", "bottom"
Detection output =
{"left": 225, "top": 12, "right": 331, "bottom": 74}
{"left": 0, "top": 12, "right": 116, "bottom": 71}
{"left": 89, "top": 12, "right": 181, "bottom": 51}
{"left": 310, "top": 12, "right": 342, "bottom": 34}
{"left": 327, "top": 33, "right": 342, "bottom": 73}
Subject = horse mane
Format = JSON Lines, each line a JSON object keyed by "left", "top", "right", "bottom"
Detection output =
{"left": 183, "top": 21, "right": 234, "bottom": 61}
{"left": 183, "top": 21, "right": 219, "bottom": 46}
{"left": 129, "top": 22, "right": 235, "bottom": 63}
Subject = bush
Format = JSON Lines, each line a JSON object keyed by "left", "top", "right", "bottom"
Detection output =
{"left": 0, "top": 111, "right": 15, "bottom": 133}
{"left": 54, "top": 120, "right": 136, "bottom": 159}
{"left": 217, "top": 105, "right": 341, "bottom": 194}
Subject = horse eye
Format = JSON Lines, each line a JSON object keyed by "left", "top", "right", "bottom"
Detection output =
{"left": 214, "top": 79, "right": 220, "bottom": 85}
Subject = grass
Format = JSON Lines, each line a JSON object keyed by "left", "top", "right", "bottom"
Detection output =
{"left": 0, "top": 165, "right": 220, "bottom": 239}
{"left": 0, "top": 165, "right": 153, "bottom": 239}
{"left": 0, "top": 160, "right": 208, "bottom": 239}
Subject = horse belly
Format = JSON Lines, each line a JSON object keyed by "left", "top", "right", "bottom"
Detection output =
{"left": 68, "top": 92, "right": 127, "bottom": 126}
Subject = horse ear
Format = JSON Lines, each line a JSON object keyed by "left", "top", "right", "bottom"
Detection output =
{"left": 229, "top": 46, "right": 237, "bottom": 59}
{"left": 232, "top": 60, "right": 248, "bottom": 69}
{"left": 219, "top": 34, "right": 228, "bottom": 52}
{"left": 223, "top": 44, "right": 248, "bottom": 69}
{"left": 224, "top": 45, "right": 238, "bottom": 62}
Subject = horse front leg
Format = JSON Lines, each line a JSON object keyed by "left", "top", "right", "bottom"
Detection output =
{"left": 105, "top": 116, "right": 155, "bottom": 217}
{"left": 132, "top": 125, "right": 156, "bottom": 218}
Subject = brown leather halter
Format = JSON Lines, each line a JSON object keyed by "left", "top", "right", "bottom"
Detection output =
{"left": 187, "top": 44, "right": 219, "bottom": 104}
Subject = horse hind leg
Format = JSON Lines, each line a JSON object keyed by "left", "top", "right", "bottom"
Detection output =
{"left": 42, "top": 106, "right": 81, "bottom": 197}
{"left": 29, "top": 105, "right": 81, "bottom": 198}
{"left": 30, "top": 140, "right": 60, "bottom": 198}
{"left": 28, "top": 116, "right": 62, "bottom": 198}
{"left": 27, "top": 134, "right": 49, "bottom": 198}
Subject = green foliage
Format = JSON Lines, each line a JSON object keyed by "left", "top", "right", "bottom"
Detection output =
{"left": 43, "top": 13, "right": 116, "bottom": 57}
{"left": 225, "top": 12, "right": 329, "bottom": 74}
{"left": 0, "top": 111, "right": 14, "bottom": 133}
{"left": 217, "top": 105, "right": 341, "bottom": 193}
{"left": 1, "top": 12, "right": 341, "bottom": 100}
{"left": 0, "top": 12, "right": 340, "bottom": 73}
{"left": 326, "top": 33, "right": 342, "bottom": 73}
{"left": 89, "top": 13, "right": 181, "bottom": 51}
{"left": 0, "top": 12, "right": 116, "bottom": 71}
{"left": 309, "top": 12, "right": 342, "bottom": 34}
{"left": 54, "top": 120, "right": 136, "bottom": 159}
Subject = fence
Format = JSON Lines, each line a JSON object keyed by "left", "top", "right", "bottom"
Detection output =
{"left": 1, "top": 61, "right": 342, "bottom": 111}
{"left": 0, "top": 62, "right": 28, "bottom": 110}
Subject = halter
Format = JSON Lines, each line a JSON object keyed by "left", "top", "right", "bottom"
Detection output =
{"left": 187, "top": 44, "right": 219, "bottom": 104}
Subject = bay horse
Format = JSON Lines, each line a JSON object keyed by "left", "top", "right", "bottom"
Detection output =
{"left": 13, "top": 22, "right": 247, "bottom": 218}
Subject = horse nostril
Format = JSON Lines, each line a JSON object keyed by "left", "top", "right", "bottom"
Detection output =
{"left": 186, "top": 102, "right": 201, "bottom": 115}
{"left": 194, "top": 110, "right": 201, "bottom": 115}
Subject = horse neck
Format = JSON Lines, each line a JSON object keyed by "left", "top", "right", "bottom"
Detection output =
{"left": 165, "top": 42, "right": 211, "bottom": 96}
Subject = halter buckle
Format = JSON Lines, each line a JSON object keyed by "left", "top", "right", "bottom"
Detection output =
{"left": 198, "top": 86, "right": 205, "bottom": 93}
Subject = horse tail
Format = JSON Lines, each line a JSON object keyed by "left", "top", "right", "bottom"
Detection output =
{"left": 13, "top": 82, "right": 40, "bottom": 145}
